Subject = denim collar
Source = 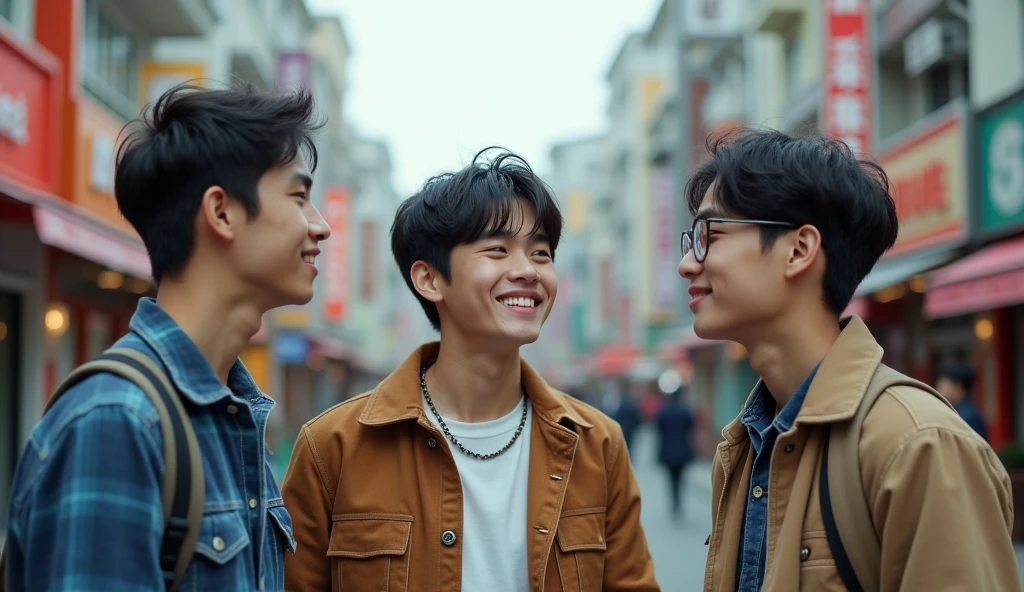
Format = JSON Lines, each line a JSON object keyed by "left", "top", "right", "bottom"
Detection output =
{"left": 127, "top": 298, "right": 266, "bottom": 407}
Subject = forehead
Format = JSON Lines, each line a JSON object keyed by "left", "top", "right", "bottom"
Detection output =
{"left": 482, "top": 198, "right": 541, "bottom": 237}
{"left": 265, "top": 157, "right": 311, "bottom": 183}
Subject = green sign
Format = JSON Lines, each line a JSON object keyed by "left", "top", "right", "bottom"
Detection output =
{"left": 980, "top": 93, "right": 1024, "bottom": 233}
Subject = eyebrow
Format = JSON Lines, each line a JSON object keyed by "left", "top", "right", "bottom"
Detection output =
{"left": 291, "top": 172, "right": 313, "bottom": 191}
{"left": 695, "top": 207, "right": 729, "bottom": 220}
{"left": 480, "top": 228, "right": 550, "bottom": 244}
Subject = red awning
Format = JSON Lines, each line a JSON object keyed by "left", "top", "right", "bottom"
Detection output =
{"left": 32, "top": 199, "right": 151, "bottom": 279}
{"left": 842, "top": 296, "right": 870, "bottom": 320}
{"left": 924, "top": 236, "right": 1024, "bottom": 319}
{"left": 593, "top": 345, "right": 640, "bottom": 376}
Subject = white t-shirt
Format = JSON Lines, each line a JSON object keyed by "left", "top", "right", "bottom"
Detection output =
{"left": 422, "top": 394, "right": 532, "bottom": 592}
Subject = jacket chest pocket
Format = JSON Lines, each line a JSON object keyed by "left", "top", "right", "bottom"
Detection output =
{"left": 795, "top": 531, "right": 846, "bottom": 591}
{"left": 185, "top": 507, "right": 254, "bottom": 590}
{"left": 554, "top": 511, "right": 607, "bottom": 592}
{"left": 328, "top": 514, "right": 413, "bottom": 592}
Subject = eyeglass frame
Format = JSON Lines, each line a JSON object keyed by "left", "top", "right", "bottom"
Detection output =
{"left": 680, "top": 217, "right": 799, "bottom": 263}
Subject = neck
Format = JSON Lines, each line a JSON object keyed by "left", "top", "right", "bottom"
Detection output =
{"left": 743, "top": 307, "right": 840, "bottom": 410}
{"left": 155, "top": 270, "right": 264, "bottom": 383}
{"left": 424, "top": 336, "right": 523, "bottom": 423}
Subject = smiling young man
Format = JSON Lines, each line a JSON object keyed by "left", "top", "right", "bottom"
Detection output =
{"left": 282, "top": 149, "right": 658, "bottom": 591}
{"left": 4, "top": 84, "right": 329, "bottom": 591}
{"left": 679, "top": 130, "right": 1017, "bottom": 591}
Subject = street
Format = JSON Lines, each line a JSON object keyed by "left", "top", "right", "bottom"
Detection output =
{"left": 631, "top": 425, "right": 712, "bottom": 591}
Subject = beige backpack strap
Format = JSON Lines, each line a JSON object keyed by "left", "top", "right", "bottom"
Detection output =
{"left": 822, "top": 364, "right": 950, "bottom": 592}
{"left": 7, "top": 348, "right": 204, "bottom": 592}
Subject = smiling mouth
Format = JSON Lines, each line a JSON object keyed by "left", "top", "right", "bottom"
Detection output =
{"left": 498, "top": 296, "right": 538, "bottom": 309}
{"left": 302, "top": 254, "right": 316, "bottom": 264}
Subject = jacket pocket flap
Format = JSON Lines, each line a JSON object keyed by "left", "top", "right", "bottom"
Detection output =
{"left": 194, "top": 509, "right": 251, "bottom": 565}
{"left": 556, "top": 512, "right": 607, "bottom": 552}
{"left": 268, "top": 503, "right": 298, "bottom": 553}
{"left": 328, "top": 514, "right": 414, "bottom": 558}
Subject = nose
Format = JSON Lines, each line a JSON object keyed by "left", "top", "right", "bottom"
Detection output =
{"left": 508, "top": 251, "right": 540, "bottom": 283}
{"left": 678, "top": 250, "right": 702, "bottom": 280}
{"left": 308, "top": 204, "right": 331, "bottom": 241}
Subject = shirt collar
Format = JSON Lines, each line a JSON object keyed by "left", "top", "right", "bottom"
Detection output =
{"left": 741, "top": 363, "right": 822, "bottom": 436}
{"left": 127, "top": 298, "right": 265, "bottom": 407}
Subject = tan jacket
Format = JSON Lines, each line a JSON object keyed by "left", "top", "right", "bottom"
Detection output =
{"left": 704, "top": 316, "right": 1018, "bottom": 591}
{"left": 282, "top": 343, "right": 659, "bottom": 591}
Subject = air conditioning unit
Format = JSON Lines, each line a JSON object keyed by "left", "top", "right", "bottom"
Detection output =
{"left": 903, "top": 18, "right": 969, "bottom": 78}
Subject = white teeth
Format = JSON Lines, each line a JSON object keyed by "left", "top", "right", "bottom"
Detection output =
{"left": 303, "top": 255, "right": 315, "bottom": 264}
{"left": 500, "top": 297, "right": 536, "bottom": 308}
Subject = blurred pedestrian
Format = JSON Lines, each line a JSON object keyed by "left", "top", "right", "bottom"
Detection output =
{"left": 654, "top": 386, "right": 694, "bottom": 520}
{"left": 935, "top": 362, "right": 988, "bottom": 440}
{"left": 282, "top": 148, "right": 658, "bottom": 591}
{"left": 614, "top": 381, "right": 643, "bottom": 453}
{"left": 679, "top": 129, "right": 1017, "bottom": 591}
{"left": 3, "top": 83, "right": 327, "bottom": 591}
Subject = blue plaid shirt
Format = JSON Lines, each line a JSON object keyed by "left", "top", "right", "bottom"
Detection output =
{"left": 735, "top": 364, "right": 819, "bottom": 592}
{"left": 5, "top": 298, "right": 295, "bottom": 591}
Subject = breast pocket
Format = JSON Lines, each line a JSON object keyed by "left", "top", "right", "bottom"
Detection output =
{"left": 554, "top": 510, "right": 607, "bottom": 592}
{"left": 797, "top": 531, "right": 846, "bottom": 591}
{"left": 327, "top": 513, "right": 413, "bottom": 592}
{"left": 186, "top": 505, "right": 254, "bottom": 590}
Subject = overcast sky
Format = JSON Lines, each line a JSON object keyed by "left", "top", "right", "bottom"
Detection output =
{"left": 307, "top": 0, "right": 663, "bottom": 196}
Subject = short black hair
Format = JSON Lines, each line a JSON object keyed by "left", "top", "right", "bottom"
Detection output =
{"left": 115, "top": 82, "right": 323, "bottom": 283}
{"left": 391, "top": 147, "right": 563, "bottom": 331}
{"left": 684, "top": 129, "right": 899, "bottom": 316}
{"left": 938, "top": 362, "right": 975, "bottom": 394}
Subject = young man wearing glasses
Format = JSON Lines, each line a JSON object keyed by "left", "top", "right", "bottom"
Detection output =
{"left": 282, "top": 149, "right": 658, "bottom": 591}
{"left": 680, "top": 130, "right": 1017, "bottom": 591}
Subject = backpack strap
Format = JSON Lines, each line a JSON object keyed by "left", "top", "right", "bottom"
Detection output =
{"left": 820, "top": 365, "right": 951, "bottom": 592}
{"left": 23, "top": 348, "right": 204, "bottom": 591}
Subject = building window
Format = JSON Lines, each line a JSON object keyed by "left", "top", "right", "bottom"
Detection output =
{"left": 0, "top": 0, "right": 13, "bottom": 23}
{"left": 82, "top": 0, "right": 139, "bottom": 119}
{"left": 785, "top": 34, "right": 802, "bottom": 96}
{"left": 928, "top": 63, "right": 952, "bottom": 111}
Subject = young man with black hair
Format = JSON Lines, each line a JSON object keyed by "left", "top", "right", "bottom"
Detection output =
{"left": 4, "top": 84, "right": 329, "bottom": 591}
{"left": 935, "top": 362, "right": 988, "bottom": 440}
{"left": 679, "top": 130, "right": 1017, "bottom": 590}
{"left": 282, "top": 148, "right": 658, "bottom": 591}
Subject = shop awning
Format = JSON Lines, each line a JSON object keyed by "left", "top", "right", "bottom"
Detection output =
{"left": 593, "top": 345, "right": 640, "bottom": 376}
{"left": 924, "top": 236, "right": 1024, "bottom": 319}
{"left": 855, "top": 248, "right": 957, "bottom": 296}
{"left": 32, "top": 199, "right": 151, "bottom": 279}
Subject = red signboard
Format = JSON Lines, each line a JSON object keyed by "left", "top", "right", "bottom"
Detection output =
{"left": 822, "top": 0, "right": 873, "bottom": 156}
{"left": 323, "top": 187, "right": 350, "bottom": 322}
{"left": 0, "top": 23, "right": 60, "bottom": 195}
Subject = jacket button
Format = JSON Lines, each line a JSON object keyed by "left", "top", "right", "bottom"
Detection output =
{"left": 226, "top": 404, "right": 239, "bottom": 415}
{"left": 752, "top": 485, "right": 765, "bottom": 499}
{"left": 427, "top": 437, "right": 438, "bottom": 448}
{"left": 784, "top": 443, "right": 795, "bottom": 453}
{"left": 212, "top": 536, "right": 226, "bottom": 552}
{"left": 441, "top": 530, "right": 457, "bottom": 546}
{"left": 800, "top": 547, "right": 810, "bottom": 561}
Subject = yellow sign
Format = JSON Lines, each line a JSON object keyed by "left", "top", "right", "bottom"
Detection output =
{"left": 140, "top": 62, "right": 206, "bottom": 107}
{"left": 274, "top": 306, "right": 310, "bottom": 327}
{"left": 879, "top": 103, "right": 967, "bottom": 257}
{"left": 566, "top": 190, "right": 587, "bottom": 232}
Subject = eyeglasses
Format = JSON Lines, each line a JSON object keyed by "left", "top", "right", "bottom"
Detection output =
{"left": 681, "top": 217, "right": 799, "bottom": 263}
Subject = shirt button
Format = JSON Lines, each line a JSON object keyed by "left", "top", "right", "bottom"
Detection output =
{"left": 212, "top": 536, "right": 226, "bottom": 552}
{"left": 226, "top": 404, "right": 239, "bottom": 415}
{"left": 441, "top": 530, "right": 457, "bottom": 546}
{"left": 427, "top": 437, "right": 438, "bottom": 448}
{"left": 800, "top": 547, "right": 811, "bottom": 561}
{"left": 784, "top": 443, "right": 795, "bottom": 453}
{"left": 753, "top": 485, "right": 765, "bottom": 499}
{"left": 249, "top": 498, "right": 258, "bottom": 509}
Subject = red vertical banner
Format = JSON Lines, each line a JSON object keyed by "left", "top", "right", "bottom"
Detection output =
{"left": 823, "top": 0, "right": 873, "bottom": 156}
{"left": 323, "top": 187, "right": 350, "bottom": 322}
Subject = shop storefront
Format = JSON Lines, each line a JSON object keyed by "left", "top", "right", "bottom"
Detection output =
{"left": 851, "top": 100, "right": 971, "bottom": 381}
{"left": 920, "top": 88, "right": 1024, "bottom": 447}
{"left": 0, "top": 18, "right": 61, "bottom": 535}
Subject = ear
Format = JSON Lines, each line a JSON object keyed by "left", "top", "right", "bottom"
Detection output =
{"left": 783, "top": 225, "right": 823, "bottom": 280}
{"left": 198, "top": 186, "right": 244, "bottom": 241}
{"left": 410, "top": 261, "right": 445, "bottom": 304}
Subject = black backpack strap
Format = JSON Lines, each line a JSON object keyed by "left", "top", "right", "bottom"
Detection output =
{"left": 8, "top": 348, "right": 205, "bottom": 592}
{"left": 820, "top": 430, "right": 865, "bottom": 592}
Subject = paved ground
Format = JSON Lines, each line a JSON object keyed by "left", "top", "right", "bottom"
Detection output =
{"left": 631, "top": 426, "right": 713, "bottom": 591}
{"left": 630, "top": 425, "right": 1024, "bottom": 591}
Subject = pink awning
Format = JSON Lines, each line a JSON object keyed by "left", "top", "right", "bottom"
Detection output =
{"left": 924, "top": 236, "right": 1024, "bottom": 319}
{"left": 33, "top": 201, "right": 151, "bottom": 279}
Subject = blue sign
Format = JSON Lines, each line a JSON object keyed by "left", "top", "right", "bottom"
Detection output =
{"left": 274, "top": 333, "right": 308, "bottom": 365}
